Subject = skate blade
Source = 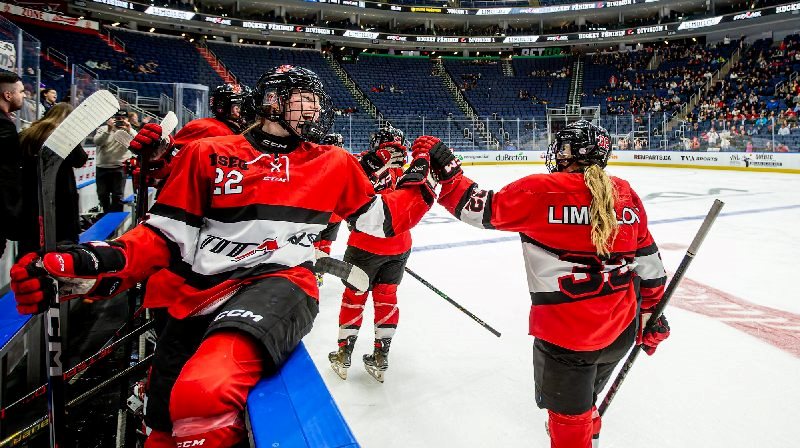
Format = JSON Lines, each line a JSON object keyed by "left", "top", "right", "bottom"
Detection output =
{"left": 364, "top": 364, "right": 386, "bottom": 383}
{"left": 331, "top": 362, "right": 349, "bottom": 380}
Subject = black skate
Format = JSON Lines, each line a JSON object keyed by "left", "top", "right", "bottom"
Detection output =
{"left": 363, "top": 338, "right": 391, "bottom": 383}
{"left": 328, "top": 336, "right": 357, "bottom": 380}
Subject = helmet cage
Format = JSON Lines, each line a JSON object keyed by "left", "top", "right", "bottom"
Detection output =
{"left": 255, "top": 66, "right": 334, "bottom": 143}
{"left": 370, "top": 126, "right": 405, "bottom": 151}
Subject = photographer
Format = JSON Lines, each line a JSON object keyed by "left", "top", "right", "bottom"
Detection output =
{"left": 93, "top": 109, "right": 134, "bottom": 212}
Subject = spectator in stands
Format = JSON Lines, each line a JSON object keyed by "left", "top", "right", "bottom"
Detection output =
{"left": 19, "top": 87, "right": 39, "bottom": 125}
{"left": 0, "top": 71, "right": 24, "bottom": 258}
{"left": 40, "top": 87, "right": 57, "bottom": 113}
{"left": 706, "top": 127, "right": 720, "bottom": 147}
{"left": 128, "top": 111, "right": 141, "bottom": 131}
{"left": 94, "top": 110, "right": 134, "bottom": 213}
{"left": 17, "top": 103, "right": 87, "bottom": 256}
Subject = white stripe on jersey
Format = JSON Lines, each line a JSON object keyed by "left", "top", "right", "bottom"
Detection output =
{"left": 352, "top": 196, "right": 389, "bottom": 238}
{"left": 521, "top": 240, "right": 636, "bottom": 294}
{"left": 633, "top": 252, "right": 667, "bottom": 281}
{"left": 459, "top": 204, "right": 488, "bottom": 229}
{"left": 147, "top": 214, "right": 201, "bottom": 264}
{"left": 148, "top": 213, "right": 326, "bottom": 277}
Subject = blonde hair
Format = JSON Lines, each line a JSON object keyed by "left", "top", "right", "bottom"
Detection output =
{"left": 583, "top": 164, "right": 618, "bottom": 257}
{"left": 19, "top": 102, "right": 73, "bottom": 157}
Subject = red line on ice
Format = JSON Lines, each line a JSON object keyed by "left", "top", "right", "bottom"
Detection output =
{"left": 670, "top": 277, "right": 800, "bottom": 358}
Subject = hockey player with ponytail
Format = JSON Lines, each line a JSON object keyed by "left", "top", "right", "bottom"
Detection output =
{"left": 9, "top": 65, "right": 439, "bottom": 448}
{"left": 327, "top": 126, "right": 409, "bottom": 382}
{"left": 418, "top": 120, "right": 669, "bottom": 448}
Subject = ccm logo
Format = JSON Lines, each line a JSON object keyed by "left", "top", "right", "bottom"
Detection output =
{"left": 214, "top": 309, "right": 264, "bottom": 322}
{"left": 177, "top": 440, "right": 206, "bottom": 447}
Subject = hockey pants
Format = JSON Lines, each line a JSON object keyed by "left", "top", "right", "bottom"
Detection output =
{"left": 144, "top": 331, "right": 263, "bottom": 448}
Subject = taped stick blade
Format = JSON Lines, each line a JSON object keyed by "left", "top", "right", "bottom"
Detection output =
{"left": 43, "top": 90, "right": 119, "bottom": 159}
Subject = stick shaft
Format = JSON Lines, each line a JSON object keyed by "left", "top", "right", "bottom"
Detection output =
{"left": 598, "top": 199, "right": 724, "bottom": 416}
{"left": 404, "top": 267, "right": 501, "bottom": 337}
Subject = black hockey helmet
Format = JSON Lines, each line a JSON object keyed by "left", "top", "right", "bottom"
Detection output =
{"left": 320, "top": 133, "right": 344, "bottom": 146}
{"left": 210, "top": 83, "right": 251, "bottom": 128}
{"left": 254, "top": 65, "right": 334, "bottom": 143}
{"left": 546, "top": 119, "right": 612, "bottom": 173}
{"left": 370, "top": 125, "right": 405, "bottom": 151}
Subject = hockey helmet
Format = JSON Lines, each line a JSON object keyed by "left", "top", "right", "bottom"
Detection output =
{"left": 209, "top": 83, "right": 251, "bottom": 128}
{"left": 546, "top": 120, "right": 612, "bottom": 173}
{"left": 254, "top": 65, "right": 334, "bottom": 143}
{"left": 320, "top": 133, "right": 344, "bottom": 146}
{"left": 370, "top": 126, "right": 405, "bottom": 151}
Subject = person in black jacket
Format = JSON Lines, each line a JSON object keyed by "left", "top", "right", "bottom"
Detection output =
{"left": 0, "top": 71, "right": 25, "bottom": 258}
{"left": 17, "top": 103, "right": 88, "bottom": 256}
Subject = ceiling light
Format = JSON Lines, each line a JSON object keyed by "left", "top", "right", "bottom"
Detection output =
{"left": 111, "top": 22, "right": 120, "bottom": 27}
{"left": 181, "top": 33, "right": 185, "bottom": 37}
{"left": 292, "top": 43, "right": 297, "bottom": 47}
{"left": 340, "top": 46, "right": 345, "bottom": 50}
{"left": 239, "top": 38, "right": 243, "bottom": 43}
{"left": 149, "top": 27, "right": 155, "bottom": 32}
{"left": 189, "top": 38, "right": 194, "bottom": 42}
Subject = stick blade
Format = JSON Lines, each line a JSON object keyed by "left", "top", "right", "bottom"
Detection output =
{"left": 160, "top": 111, "right": 178, "bottom": 138}
{"left": 315, "top": 256, "right": 370, "bottom": 292}
{"left": 113, "top": 129, "right": 133, "bottom": 147}
{"left": 43, "top": 90, "right": 119, "bottom": 159}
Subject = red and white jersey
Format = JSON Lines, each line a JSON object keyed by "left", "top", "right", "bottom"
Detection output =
{"left": 173, "top": 117, "right": 236, "bottom": 149}
{"left": 438, "top": 172, "right": 667, "bottom": 351}
{"left": 113, "top": 133, "right": 431, "bottom": 318}
{"left": 347, "top": 167, "right": 412, "bottom": 256}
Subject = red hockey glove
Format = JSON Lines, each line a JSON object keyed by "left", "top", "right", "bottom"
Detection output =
{"left": 359, "top": 142, "right": 407, "bottom": 177}
{"left": 10, "top": 242, "right": 128, "bottom": 314}
{"left": 637, "top": 312, "right": 670, "bottom": 355}
{"left": 396, "top": 146, "right": 436, "bottom": 205}
{"left": 128, "top": 123, "right": 163, "bottom": 156}
{"left": 412, "top": 136, "right": 461, "bottom": 183}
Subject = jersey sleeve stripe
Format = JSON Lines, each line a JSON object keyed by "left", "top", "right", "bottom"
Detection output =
{"left": 635, "top": 241, "right": 660, "bottom": 257}
{"left": 149, "top": 203, "right": 205, "bottom": 227}
{"left": 350, "top": 196, "right": 391, "bottom": 238}
{"left": 454, "top": 182, "right": 478, "bottom": 220}
{"left": 632, "top": 252, "right": 667, "bottom": 280}
{"left": 169, "top": 260, "right": 314, "bottom": 290}
{"left": 482, "top": 190, "right": 495, "bottom": 230}
{"left": 640, "top": 277, "right": 667, "bottom": 289}
{"left": 145, "top": 214, "right": 201, "bottom": 263}
{"left": 206, "top": 205, "right": 331, "bottom": 225}
{"left": 382, "top": 199, "right": 396, "bottom": 238}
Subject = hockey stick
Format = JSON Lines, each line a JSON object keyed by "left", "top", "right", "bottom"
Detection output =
{"left": 37, "top": 89, "right": 120, "bottom": 446}
{"left": 0, "top": 354, "right": 153, "bottom": 448}
{"left": 0, "top": 319, "right": 155, "bottom": 420}
{"left": 598, "top": 199, "right": 725, "bottom": 416}
{"left": 404, "top": 267, "right": 501, "bottom": 337}
{"left": 315, "top": 254, "right": 370, "bottom": 292}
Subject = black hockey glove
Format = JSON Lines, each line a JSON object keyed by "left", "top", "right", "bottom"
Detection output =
{"left": 411, "top": 136, "right": 461, "bottom": 183}
{"left": 359, "top": 142, "right": 407, "bottom": 177}
{"left": 396, "top": 147, "right": 436, "bottom": 205}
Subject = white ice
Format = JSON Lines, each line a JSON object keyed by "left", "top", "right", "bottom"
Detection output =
{"left": 303, "top": 165, "right": 800, "bottom": 448}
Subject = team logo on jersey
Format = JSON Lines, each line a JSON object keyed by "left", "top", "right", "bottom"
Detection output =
{"left": 263, "top": 155, "right": 290, "bottom": 183}
{"left": 232, "top": 238, "right": 280, "bottom": 262}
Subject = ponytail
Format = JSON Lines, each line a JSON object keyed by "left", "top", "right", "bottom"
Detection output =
{"left": 583, "top": 165, "right": 618, "bottom": 257}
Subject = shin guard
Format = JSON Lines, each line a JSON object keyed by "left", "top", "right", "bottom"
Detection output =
{"left": 372, "top": 283, "right": 399, "bottom": 340}
{"left": 338, "top": 287, "right": 368, "bottom": 341}
{"left": 547, "top": 409, "right": 594, "bottom": 448}
{"left": 169, "top": 331, "right": 264, "bottom": 448}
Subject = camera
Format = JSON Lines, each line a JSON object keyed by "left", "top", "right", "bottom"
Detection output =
{"left": 114, "top": 119, "right": 125, "bottom": 128}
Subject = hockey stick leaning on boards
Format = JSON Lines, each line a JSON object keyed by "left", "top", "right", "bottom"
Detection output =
{"left": 404, "top": 266, "right": 501, "bottom": 337}
{"left": 598, "top": 199, "right": 725, "bottom": 416}
{"left": 37, "top": 90, "right": 120, "bottom": 447}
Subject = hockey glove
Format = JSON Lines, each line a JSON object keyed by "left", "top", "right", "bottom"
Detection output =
{"left": 10, "top": 242, "right": 128, "bottom": 314}
{"left": 359, "top": 142, "right": 407, "bottom": 177}
{"left": 412, "top": 136, "right": 461, "bottom": 183}
{"left": 396, "top": 147, "right": 437, "bottom": 205}
{"left": 637, "top": 312, "right": 670, "bottom": 355}
{"left": 128, "top": 123, "right": 162, "bottom": 156}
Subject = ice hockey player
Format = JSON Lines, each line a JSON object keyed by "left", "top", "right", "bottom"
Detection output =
{"left": 320, "top": 132, "right": 344, "bottom": 147}
{"left": 418, "top": 120, "right": 670, "bottom": 448}
{"left": 9, "top": 65, "right": 439, "bottom": 448}
{"left": 327, "top": 126, "right": 409, "bottom": 382}
{"left": 127, "top": 83, "right": 257, "bottom": 187}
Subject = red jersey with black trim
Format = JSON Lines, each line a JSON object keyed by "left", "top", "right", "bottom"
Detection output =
{"left": 173, "top": 117, "right": 236, "bottom": 149}
{"left": 438, "top": 172, "right": 667, "bottom": 351}
{"left": 107, "top": 132, "right": 432, "bottom": 319}
{"left": 347, "top": 167, "right": 412, "bottom": 255}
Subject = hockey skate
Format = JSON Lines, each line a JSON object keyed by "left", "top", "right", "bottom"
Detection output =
{"left": 328, "top": 336, "right": 357, "bottom": 380}
{"left": 363, "top": 338, "right": 391, "bottom": 383}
